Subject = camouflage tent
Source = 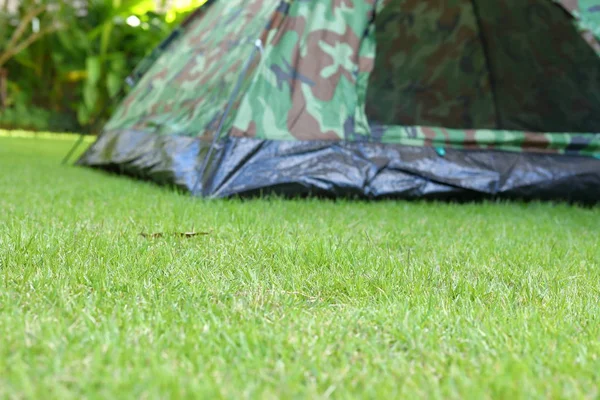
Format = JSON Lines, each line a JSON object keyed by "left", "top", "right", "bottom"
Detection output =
{"left": 77, "top": 0, "right": 600, "bottom": 202}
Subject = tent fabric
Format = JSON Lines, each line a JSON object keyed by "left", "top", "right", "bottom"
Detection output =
{"left": 373, "top": 126, "right": 600, "bottom": 158}
{"left": 230, "top": 0, "right": 376, "bottom": 142}
{"left": 104, "top": 0, "right": 280, "bottom": 139}
{"left": 557, "top": 0, "right": 600, "bottom": 54}
{"left": 232, "top": 0, "right": 600, "bottom": 143}
{"left": 77, "top": 0, "right": 600, "bottom": 203}
{"left": 367, "top": 0, "right": 600, "bottom": 132}
{"left": 78, "top": 130, "right": 600, "bottom": 203}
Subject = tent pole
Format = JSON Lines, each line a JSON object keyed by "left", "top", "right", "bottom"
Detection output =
{"left": 470, "top": 0, "right": 502, "bottom": 128}
{"left": 61, "top": 84, "right": 131, "bottom": 165}
{"left": 61, "top": 132, "right": 87, "bottom": 165}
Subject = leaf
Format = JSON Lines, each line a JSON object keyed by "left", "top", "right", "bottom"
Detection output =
{"left": 106, "top": 71, "right": 122, "bottom": 97}
{"left": 100, "top": 21, "right": 113, "bottom": 57}
{"left": 77, "top": 104, "right": 90, "bottom": 124}
{"left": 57, "top": 28, "right": 89, "bottom": 56}
{"left": 12, "top": 52, "right": 37, "bottom": 70}
{"left": 129, "top": 0, "right": 157, "bottom": 15}
{"left": 139, "top": 231, "right": 211, "bottom": 239}
{"left": 83, "top": 82, "right": 98, "bottom": 111}
{"left": 140, "top": 232, "right": 163, "bottom": 238}
{"left": 56, "top": 29, "right": 76, "bottom": 53}
{"left": 109, "top": 54, "right": 126, "bottom": 73}
{"left": 64, "top": 69, "right": 88, "bottom": 83}
{"left": 86, "top": 56, "right": 102, "bottom": 85}
{"left": 179, "top": 232, "right": 210, "bottom": 237}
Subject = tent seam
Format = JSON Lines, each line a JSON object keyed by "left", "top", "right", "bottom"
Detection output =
{"left": 470, "top": 0, "right": 502, "bottom": 129}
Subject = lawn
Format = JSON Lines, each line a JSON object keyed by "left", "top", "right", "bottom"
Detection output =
{"left": 1, "top": 134, "right": 599, "bottom": 399}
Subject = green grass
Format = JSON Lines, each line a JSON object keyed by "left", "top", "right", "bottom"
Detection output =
{"left": 1, "top": 135, "right": 599, "bottom": 399}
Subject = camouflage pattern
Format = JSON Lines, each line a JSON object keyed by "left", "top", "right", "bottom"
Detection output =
{"left": 231, "top": 0, "right": 376, "bottom": 141}
{"left": 376, "top": 126, "right": 600, "bottom": 158}
{"left": 101, "top": 0, "right": 600, "bottom": 158}
{"left": 555, "top": 0, "right": 600, "bottom": 53}
{"left": 366, "top": 0, "right": 600, "bottom": 133}
{"left": 366, "top": 0, "right": 497, "bottom": 129}
{"left": 105, "top": 0, "right": 279, "bottom": 139}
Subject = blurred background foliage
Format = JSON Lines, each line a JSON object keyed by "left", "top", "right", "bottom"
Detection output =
{"left": 0, "top": 0, "right": 204, "bottom": 133}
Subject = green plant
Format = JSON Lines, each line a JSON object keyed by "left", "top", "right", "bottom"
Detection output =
{"left": 1, "top": 0, "right": 198, "bottom": 132}
{"left": 0, "top": 0, "right": 67, "bottom": 107}
{"left": 76, "top": 0, "right": 175, "bottom": 128}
